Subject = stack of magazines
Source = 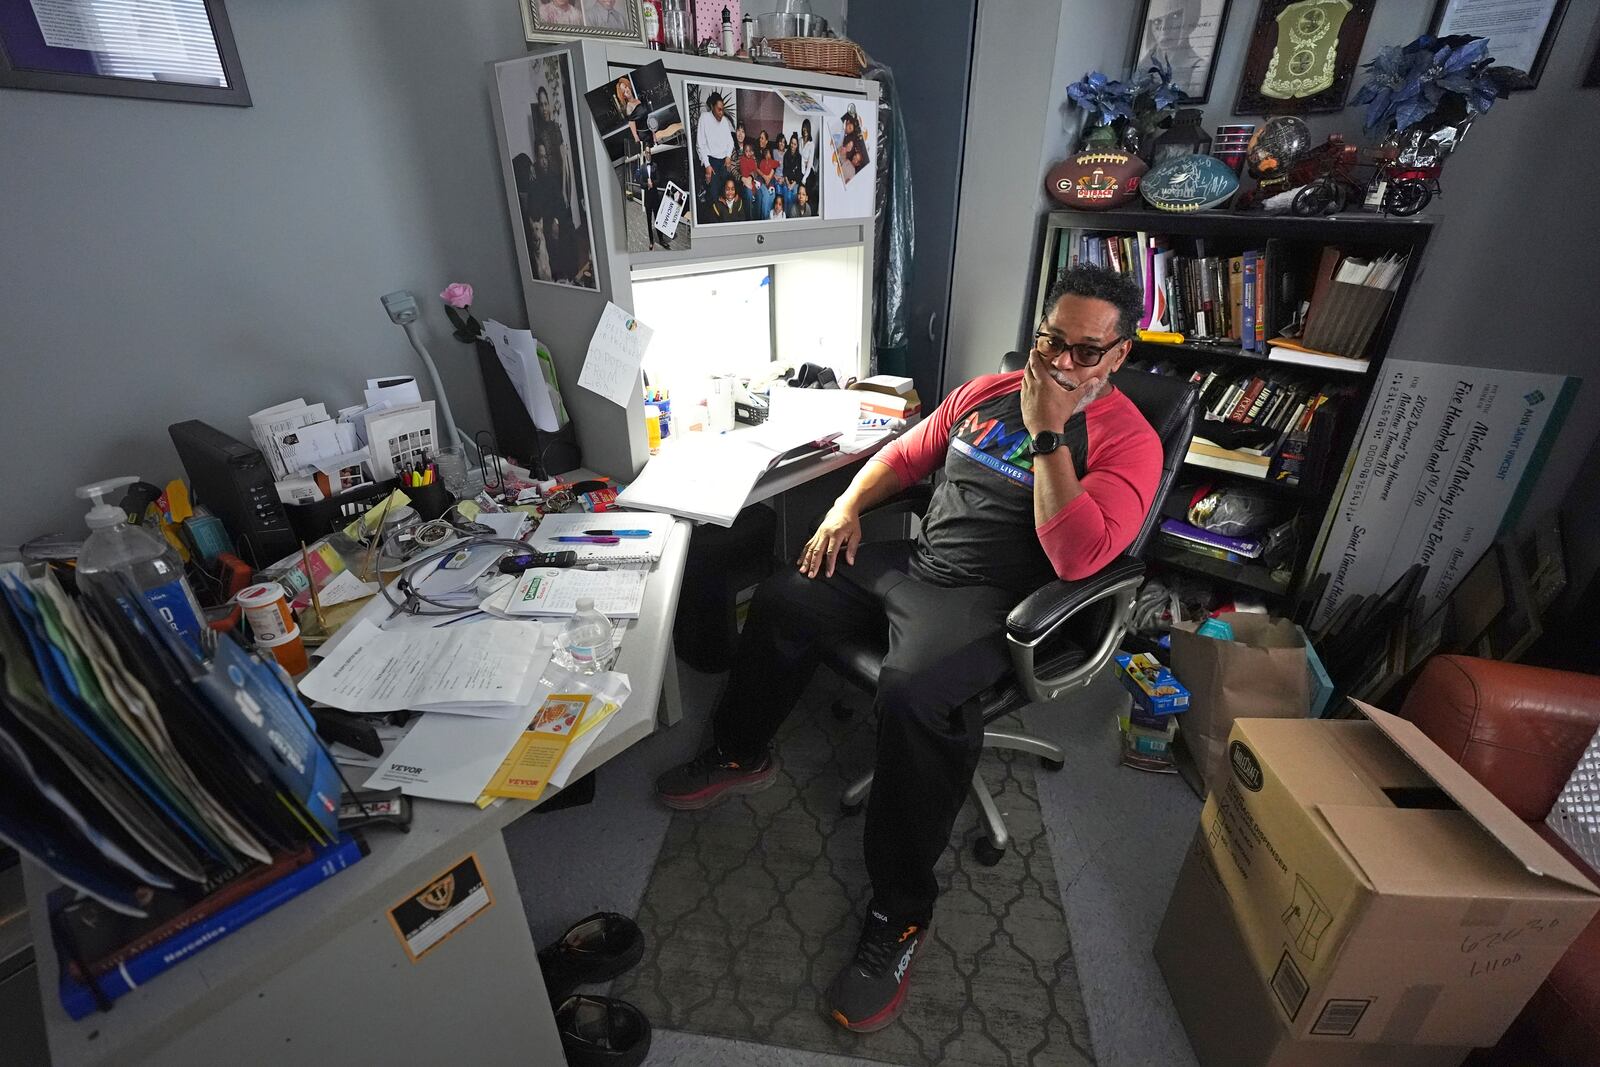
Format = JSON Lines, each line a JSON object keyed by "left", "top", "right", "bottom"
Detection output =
{"left": 0, "top": 562, "right": 360, "bottom": 1018}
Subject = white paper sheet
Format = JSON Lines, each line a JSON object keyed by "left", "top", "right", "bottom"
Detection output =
{"left": 272, "top": 419, "right": 359, "bottom": 476}
{"left": 615, "top": 434, "right": 771, "bottom": 526}
{"left": 525, "top": 511, "right": 675, "bottom": 562}
{"left": 364, "top": 376, "right": 423, "bottom": 409}
{"left": 297, "top": 618, "right": 546, "bottom": 714}
{"left": 317, "top": 569, "right": 380, "bottom": 607}
{"left": 363, "top": 401, "right": 437, "bottom": 481}
{"left": 578, "top": 302, "right": 653, "bottom": 408}
{"left": 506, "top": 567, "right": 647, "bottom": 618}
{"left": 764, "top": 387, "right": 860, "bottom": 440}
{"left": 484, "top": 319, "right": 564, "bottom": 432}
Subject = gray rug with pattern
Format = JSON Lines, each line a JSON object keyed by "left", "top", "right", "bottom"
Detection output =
{"left": 612, "top": 670, "right": 1096, "bottom": 1065}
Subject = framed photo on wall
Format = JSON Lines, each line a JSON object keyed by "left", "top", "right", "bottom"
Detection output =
{"left": 494, "top": 52, "right": 600, "bottom": 290}
{"left": 521, "top": 0, "right": 645, "bottom": 44}
{"left": 0, "top": 0, "right": 249, "bottom": 106}
{"left": 1431, "top": 0, "right": 1569, "bottom": 88}
{"left": 1235, "top": 0, "right": 1375, "bottom": 115}
{"left": 685, "top": 79, "right": 825, "bottom": 227}
{"left": 1129, "top": 0, "right": 1233, "bottom": 104}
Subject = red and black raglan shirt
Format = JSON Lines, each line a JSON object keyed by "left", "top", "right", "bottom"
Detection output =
{"left": 871, "top": 371, "right": 1163, "bottom": 597}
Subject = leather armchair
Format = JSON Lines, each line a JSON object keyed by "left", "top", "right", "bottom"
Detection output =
{"left": 825, "top": 355, "right": 1197, "bottom": 865}
{"left": 1400, "top": 655, "right": 1600, "bottom": 1066}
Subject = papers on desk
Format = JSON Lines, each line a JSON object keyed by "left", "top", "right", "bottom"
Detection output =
{"left": 577, "top": 302, "right": 653, "bottom": 408}
{"left": 616, "top": 418, "right": 849, "bottom": 527}
{"left": 507, "top": 567, "right": 647, "bottom": 618}
{"left": 249, "top": 399, "right": 330, "bottom": 480}
{"left": 296, "top": 619, "right": 547, "bottom": 716}
{"left": 364, "top": 664, "right": 629, "bottom": 804}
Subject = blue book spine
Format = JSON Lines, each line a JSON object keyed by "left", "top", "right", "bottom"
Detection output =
{"left": 58, "top": 835, "right": 364, "bottom": 1020}
{"left": 1241, "top": 251, "right": 1258, "bottom": 352}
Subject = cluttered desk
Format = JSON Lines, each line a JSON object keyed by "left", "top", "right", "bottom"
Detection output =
{"left": 11, "top": 352, "right": 910, "bottom": 1064}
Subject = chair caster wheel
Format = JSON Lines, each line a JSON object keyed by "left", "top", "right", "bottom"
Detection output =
{"left": 973, "top": 838, "right": 1005, "bottom": 867}
{"left": 840, "top": 800, "right": 864, "bottom": 817}
{"left": 1039, "top": 756, "right": 1065, "bottom": 771}
{"left": 831, "top": 700, "right": 854, "bottom": 721}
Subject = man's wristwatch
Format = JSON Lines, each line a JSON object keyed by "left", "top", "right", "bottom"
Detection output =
{"left": 1031, "top": 430, "right": 1062, "bottom": 456}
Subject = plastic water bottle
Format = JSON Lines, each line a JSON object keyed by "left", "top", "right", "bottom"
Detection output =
{"left": 552, "top": 597, "right": 614, "bottom": 675}
{"left": 75, "top": 476, "right": 206, "bottom": 655}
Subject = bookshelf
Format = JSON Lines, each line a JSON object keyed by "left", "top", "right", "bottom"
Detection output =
{"left": 1032, "top": 208, "right": 1435, "bottom": 618}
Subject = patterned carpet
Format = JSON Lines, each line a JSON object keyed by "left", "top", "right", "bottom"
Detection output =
{"left": 612, "top": 670, "right": 1096, "bottom": 1065}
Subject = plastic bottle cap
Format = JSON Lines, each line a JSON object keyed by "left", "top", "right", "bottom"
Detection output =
{"left": 76, "top": 476, "right": 141, "bottom": 530}
{"left": 575, "top": 597, "right": 595, "bottom": 612}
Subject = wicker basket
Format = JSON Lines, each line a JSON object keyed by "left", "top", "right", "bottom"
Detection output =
{"left": 771, "top": 37, "right": 866, "bottom": 77}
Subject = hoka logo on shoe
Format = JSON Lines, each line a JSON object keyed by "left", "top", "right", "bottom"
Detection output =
{"left": 894, "top": 940, "right": 917, "bottom": 982}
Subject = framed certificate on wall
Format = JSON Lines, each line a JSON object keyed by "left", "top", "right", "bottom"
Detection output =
{"left": 0, "top": 0, "right": 249, "bottom": 106}
{"left": 1431, "top": 0, "right": 1570, "bottom": 88}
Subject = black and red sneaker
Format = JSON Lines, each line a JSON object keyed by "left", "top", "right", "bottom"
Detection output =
{"left": 654, "top": 746, "right": 777, "bottom": 810}
{"left": 825, "top": 906, "right": 928, "bottom": 1032}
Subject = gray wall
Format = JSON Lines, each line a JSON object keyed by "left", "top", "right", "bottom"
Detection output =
{"left": 948, "top": 0, "right": 1600, "bottom": 578}
{"left": 0, "top": 1, "right": 535, "bottom": 550}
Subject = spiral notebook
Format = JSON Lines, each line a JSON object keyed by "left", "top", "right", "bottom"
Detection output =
{"left": 526, "top": 511, "right": 674, "bottom": 563}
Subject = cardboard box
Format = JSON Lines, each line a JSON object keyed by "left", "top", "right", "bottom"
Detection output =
{"left": 1114, "top": 652, "right": 1190, "bottom": 716}
{"left": 1164, "top": 706, "right": 1599, "bottom": 1054}
{"left": 1156, "top": 837, "right": 1473, "bottom": 1067}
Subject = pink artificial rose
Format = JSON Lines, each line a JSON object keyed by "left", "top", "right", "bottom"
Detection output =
{"left": 440, "top": 282, "right": 474, "bottom": 308}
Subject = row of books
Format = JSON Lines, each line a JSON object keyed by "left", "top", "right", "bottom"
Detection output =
{"left": 0, "top": 562, "right": 359, "bottom": 1017}
{"left": 1052, "top": 230, "right": 1297, "bottom": 349}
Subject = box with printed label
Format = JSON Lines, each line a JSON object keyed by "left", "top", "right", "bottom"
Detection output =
{"left": 1167, "top": 705, "right": 1600, "bottom": 1052}
{"left": 1114, "top": 652, "right": 1189, "bottom": 717}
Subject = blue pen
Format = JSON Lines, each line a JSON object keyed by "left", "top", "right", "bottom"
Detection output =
{"left": 583, "top": 529, "right": 650, "bottom": 537}
{"left": 555, "top": 535, "right": 620, "bottom": 544}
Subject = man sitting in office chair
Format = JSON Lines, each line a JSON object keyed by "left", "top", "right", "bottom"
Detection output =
{"left": 656, "top": 264, "right": 1163, "bottom": 1032}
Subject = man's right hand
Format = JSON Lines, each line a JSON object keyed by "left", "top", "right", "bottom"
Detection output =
{"left": 704, "top": 165, "right": 713, "bottom": 183}
{"left": 798, "top": 506, "right": 862, "bottom": 579}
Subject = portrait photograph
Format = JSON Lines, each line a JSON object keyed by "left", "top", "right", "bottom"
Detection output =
{"left": 686, "top": 80, "right": 824, "bottom": 227}
{"left": 583, "top": 60, "right": 692, "bottom": 252}
{"left": 1131, "top": 0, "right": 1233, "bottom": 103}
{"left": 821, "top": 94, "right": 875, "bottom": 220}
{"left": 495, "top": 53, "right": 599, "bottom": 290}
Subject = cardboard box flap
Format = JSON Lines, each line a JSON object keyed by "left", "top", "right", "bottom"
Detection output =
{"left": 1354, "top": 703, "right": 1600, "bottom": 896}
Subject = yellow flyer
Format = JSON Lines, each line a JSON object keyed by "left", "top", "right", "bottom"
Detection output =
{"left": 481, "top": 693, "right": 592, "bottom": 802}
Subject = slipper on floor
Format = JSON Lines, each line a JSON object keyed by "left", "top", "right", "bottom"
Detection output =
{"left": 554, "top": 994, "right": 652, "bottom": 1067}
{"left": 538, "top": 912, "right": 645, "bottom": 1001}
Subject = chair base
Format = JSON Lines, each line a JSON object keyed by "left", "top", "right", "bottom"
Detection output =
{"left": 837, "top": 728, "right": 1067, "bottom": 864}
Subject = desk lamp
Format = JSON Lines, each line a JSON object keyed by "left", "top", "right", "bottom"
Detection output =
{"left": 380, "top": 289, "right": 473, "bottom": 458}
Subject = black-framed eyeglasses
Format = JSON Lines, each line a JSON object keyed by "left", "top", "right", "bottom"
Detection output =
{"left": 1033, "top": 325, "right": 1127, "bottom": 368}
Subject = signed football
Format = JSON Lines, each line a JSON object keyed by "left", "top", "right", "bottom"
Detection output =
{"left": 1140, "top": 153, "right": 1240, "bottom": 212}
{"left": 1045, "top": 150, "right": 1147, "bottom": 211}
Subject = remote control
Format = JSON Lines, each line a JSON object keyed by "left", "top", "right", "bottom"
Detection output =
{"left": 498, "top": 550, "right": 579, "bottom": 574}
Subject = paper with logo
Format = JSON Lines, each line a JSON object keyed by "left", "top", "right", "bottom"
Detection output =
{"left": 387, "top": 853, "right": 494, "bottom": 962}
{"left": 577, "top": 301, "right": 653, "bottom": 408}
{"left": 481, "top": 693, "right": 592, "bottom": 802}
{"left": 474, "top": 668, "right": 631, "bottom": 805}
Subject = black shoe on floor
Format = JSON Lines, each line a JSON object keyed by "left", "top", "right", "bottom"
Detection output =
{"left": 824, "top": 904, "right": 929, "bottom": 1032}
{"left": 538, "top": 912, "right": 645, "bottom": 1002}
{"left": 554, "top": 994, "right": 652, "bottom": 1067}
{"left": 654, "top": 746, "right": 777, "bottom": 811}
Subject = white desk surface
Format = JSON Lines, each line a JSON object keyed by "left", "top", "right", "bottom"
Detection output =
{"left": 25, "top": 518, "right": 692, "bottom": 1067}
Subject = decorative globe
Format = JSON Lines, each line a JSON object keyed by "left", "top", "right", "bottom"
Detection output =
{"left": 1245, "top": 117, "right": 1313, "bottom": 182}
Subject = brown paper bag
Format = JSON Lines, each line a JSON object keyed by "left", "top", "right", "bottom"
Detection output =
{"left": 1168, "top": 612, "right": 1309, "bottom": 790}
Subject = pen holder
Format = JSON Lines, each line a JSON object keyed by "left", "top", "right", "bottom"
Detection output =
{"left": 284, "top": 479, "right": 399, "bottom": 543}
{"left": 407, "top": 481, "right": 455, "bottom": 521}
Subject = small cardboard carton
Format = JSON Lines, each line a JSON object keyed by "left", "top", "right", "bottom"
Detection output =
{"left": 1114, "top": 651, "right": 1190, "bottom": 720}
{"left": 1156, "top": 704, "right": 1600, "bottom": 1057}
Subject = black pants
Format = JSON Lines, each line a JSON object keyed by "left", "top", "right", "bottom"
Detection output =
{"left": 712, "top": 542, "right": 1016, "bottom": 925}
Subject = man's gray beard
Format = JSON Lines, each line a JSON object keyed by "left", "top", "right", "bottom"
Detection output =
{"left": 1047, "top": 367, "right": 1077, "bottom": 390}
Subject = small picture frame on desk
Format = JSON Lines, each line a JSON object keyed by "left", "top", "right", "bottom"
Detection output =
{"left": 0, "top": 0, "right": 250, "bottom": 106}
{"left": 521, "top": 0, "right": 647, "bottom": 44}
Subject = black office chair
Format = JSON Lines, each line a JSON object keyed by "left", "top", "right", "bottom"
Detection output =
{"left": 824, "top": 354, "right": 1198, "bottom": 865}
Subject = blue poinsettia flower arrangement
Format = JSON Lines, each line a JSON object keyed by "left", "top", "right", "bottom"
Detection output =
{"left": 1066, "top": 70, "right": 1134, "bottom": 126}
{"left": 1130, "top": 56, "right": 1186, "bottom": 113}
{"left": 1352, "top": 34, "right": 1526, "bottom": 136}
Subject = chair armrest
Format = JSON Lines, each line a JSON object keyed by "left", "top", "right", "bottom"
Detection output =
{"left": 858, "top": 482, "right": 934, "bottom": 518}
{"left": 1007, "top": 556, "right": 1146, "bottom": 645}
{"left": 1005, "top": 556, "right": 1146, "bottom": 704}
{"left": 1399, "top": 655, "right": 1600, "bottom": 820}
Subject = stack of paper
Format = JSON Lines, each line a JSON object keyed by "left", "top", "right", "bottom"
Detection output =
{"left": 506, "top": 567, "right": 647, "bottom": 618}
{"left": 296, "top": 619, "right": 549, "bottom": 718}
{"left": 525, "top": 511, "right": 674, "bottom": 562}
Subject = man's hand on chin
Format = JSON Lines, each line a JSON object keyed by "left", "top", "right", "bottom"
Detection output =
{"left": 1021, "top": 350, "right": 1100, "bottom": 437}
{"left": 798, "top": 506, "right": 863, "bottom": 579}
